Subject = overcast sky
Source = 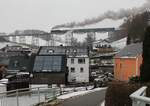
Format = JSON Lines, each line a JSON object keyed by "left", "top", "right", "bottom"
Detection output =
{"left": 0, "top": 0, "right": 146, "bottom": 33}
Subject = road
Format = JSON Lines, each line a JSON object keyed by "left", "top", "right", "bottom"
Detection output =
{"left": 58, "top": 89, "right": 106, "bottom": 106}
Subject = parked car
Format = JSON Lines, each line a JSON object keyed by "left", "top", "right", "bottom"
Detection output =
{"left": 94, "top": 72, "right": 114, "bottom": 87}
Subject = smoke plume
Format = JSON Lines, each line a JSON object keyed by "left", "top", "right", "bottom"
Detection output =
{"left": 52, "top": 0, "right": 150, "bottom": 29}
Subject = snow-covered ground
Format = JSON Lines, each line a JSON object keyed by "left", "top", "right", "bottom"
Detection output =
{"left": 100, "top": 101, "right": 105, "bottom": 106}
{"left": 57, "top": 87, "right": 107, "bottom": 100}
{"left": 0, "top": 82, "right": 106, "bottom": 106}
{"left": 52, "top": 18, "right": 124, "bottom": 45}
{"left": 0, "top": 42, "right": 30, "bottom": 49}
{"left": 0, "top": 93, "right": 47, "bottom": 106}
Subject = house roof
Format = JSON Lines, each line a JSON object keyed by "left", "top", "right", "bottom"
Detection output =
{"left": 38, "top": 46, "right": 88, "bottom": 56}
{"left": 33, "top": 55, "right": 66, "bottom": 72}
{"left": 0, "top": 58, "right": 9, "bottom": 65}
{"left": 115, "top": 43, "right": 142, "bottom": 57}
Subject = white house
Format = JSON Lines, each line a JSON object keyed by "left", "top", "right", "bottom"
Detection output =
{"left": 67, "top": 47, "right": 89, "bottom": 83}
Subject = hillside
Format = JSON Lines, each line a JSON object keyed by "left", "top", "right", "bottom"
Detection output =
{"left": 10, "top": 29, "right": 48, "bottom": 35}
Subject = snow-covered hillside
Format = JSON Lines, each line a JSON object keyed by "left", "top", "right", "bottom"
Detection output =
{"left": 1, "top": 18, "right": 125, "bottom": 46}
{"left": 51, "top": 18, "right": 124, "bottom": 44}
{"left": 0, "top": 42, "right": 30, "bottom": 49}
{"left": 111, "top": 37, "right": 127, "bottom": 50}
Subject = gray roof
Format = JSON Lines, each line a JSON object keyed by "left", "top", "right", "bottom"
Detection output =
{"left": 115, "top": 43, "right": 142, "bottom": 57}
{"left": 0, "top": 58, "right": 9, "bottom": 65}
{"left": 39, "top": 46, "right": 88, "bottom": 56}
{"left": 0, "top": 52, "right": 26, "bottom": 57}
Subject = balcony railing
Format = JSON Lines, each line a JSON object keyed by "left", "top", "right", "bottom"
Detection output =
{"left": 0, "top": 85, "right": 90, "bottom": 106}
{"left": 130, "top": 86, "right": 150, "bottom": 106}
{"left": 0, "top": 86, "right": 60, "bottom": 106}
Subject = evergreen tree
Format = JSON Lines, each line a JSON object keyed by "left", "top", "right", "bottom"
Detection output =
{"left": 126, "top": 34, "right": 131, "bottom": 45}
{"left": 140, "top": 26, "right": 150, "bottom": 82}
{"left": 120, "top": 11, "right": 150, "bottom": 42}
{"left": 83, "top": 32, "right": 96, "bottom": 51}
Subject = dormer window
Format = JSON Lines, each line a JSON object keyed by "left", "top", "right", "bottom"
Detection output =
{"left": 73, "top": 49, "right": 77, "bottom": 53}
{"left": 47, "top": 49, "right": 54, "bottom": 53}
{"left": 66, "top": 50, "right": 70, "bottom": 53}
{"left": 66, "top": 49, "right": 70, "bottom": 53}
{"left": 14, "top": 60, "right": 19, "bottom": 67}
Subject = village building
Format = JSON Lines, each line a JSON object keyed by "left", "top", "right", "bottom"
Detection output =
{"left": 90, "top": 39, "right": 116, "bottom": 81}
{"left": 92, "top": 39, "right": 112, "bottom": 51}
{"left": 0, "top": 45, "right": 33, "bottom": 74}
{"left": 32, "top": 46, "right": 89, "bottom": 84}
{"left": 31, "top": 46, "right": 67, "bottom": 84}
{"left": 0, "top": 45, "right": 32, "bottom": 91}
{"left": 67, "top": 47, "right": 89, "bottom": 83}
{"left": 114, "top": 43, "right": 142, "bottom": 81}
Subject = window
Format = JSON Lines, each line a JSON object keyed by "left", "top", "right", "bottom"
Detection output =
{"left": 71, "top": 78, "right": 76, "bottom": 82}
{"left": 71, "top": 58, "right": 74, "bottom": 64}
{"left": 66, "top": 49, "right": 70, "bottom": 54}
{"left": 80, "top": 67, "right": 84, "bottom": 73}
{"left": 78, "top": 58, "right": 85, "bottom": 64}
{"left": 73, "top": 49, "right": 77, "bottom": 53}
{"left": 14, "top": 60, "right": 19, "bottom": 67}
{"left": 120, "top": 63, "right": 122, "bottom": 69}
{"left": 47, "top": 49, "right": 54, "bottom": 53}
{"left": 70, "top": 67, "right": 75, "bottom": 73}
{"left": 33, "top": 56, "right": 63, "bottom": 72}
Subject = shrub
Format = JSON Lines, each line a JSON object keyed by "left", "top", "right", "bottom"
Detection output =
{"left": 140, "top": 26, "right": 150, "bottom": 82}
{"left": 129, "top": 76, "right": 140, "bottom": 83}
{"left": 105, "top": 81, "right": 141, "bottom": 106}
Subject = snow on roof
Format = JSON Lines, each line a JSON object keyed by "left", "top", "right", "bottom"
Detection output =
{"left": 0, "top": 42, "right": 29, "bottom": 49}
{"left": 39, "top": 46, "right": 88, "bottom": 56}
{"left": 111, "top": 37, "right": 127, "bottom": 50}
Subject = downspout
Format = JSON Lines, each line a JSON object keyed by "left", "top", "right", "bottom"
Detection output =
{"left": 136, "top": 56, "right": 138, "bottom": 76}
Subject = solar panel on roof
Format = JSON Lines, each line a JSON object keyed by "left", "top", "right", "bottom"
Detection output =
{"left": 33, "top": 56, "right": 63, "bottom": 72}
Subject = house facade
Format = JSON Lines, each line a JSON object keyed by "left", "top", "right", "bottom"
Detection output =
{"left": 93, "top": 39, "right": 111, "bottom": 50}
{"left": 114, "top": 43, "right": 142, "bottom": 81}
{"left": 67, "top": 56, "right": 89, "bottom": 83}
{"left": 90, "top": 39, "right": 116, "bottom": 81}
{"left": 65, "top": 46, "right": 89, "bottom": 83}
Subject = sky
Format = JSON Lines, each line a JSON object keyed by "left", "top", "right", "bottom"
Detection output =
{"left": 0, "top": 0, "right": 146, "bottom": 33}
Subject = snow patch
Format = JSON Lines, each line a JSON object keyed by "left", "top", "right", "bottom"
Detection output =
{"left": 111, "top": 37, "right": 127, "bottom": 50}
{"left": 57, "top": 87, "right": 107, "bottom": 100}
{"left": 100, "top": 101, "right": 105, "bottom": 106}
{"left": 0, "top": 42, "right": 29, "bottom": 49}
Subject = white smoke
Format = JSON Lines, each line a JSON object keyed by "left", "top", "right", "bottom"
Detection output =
{"left": 52, "top": 0, "right": 150, "bottom": 29}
